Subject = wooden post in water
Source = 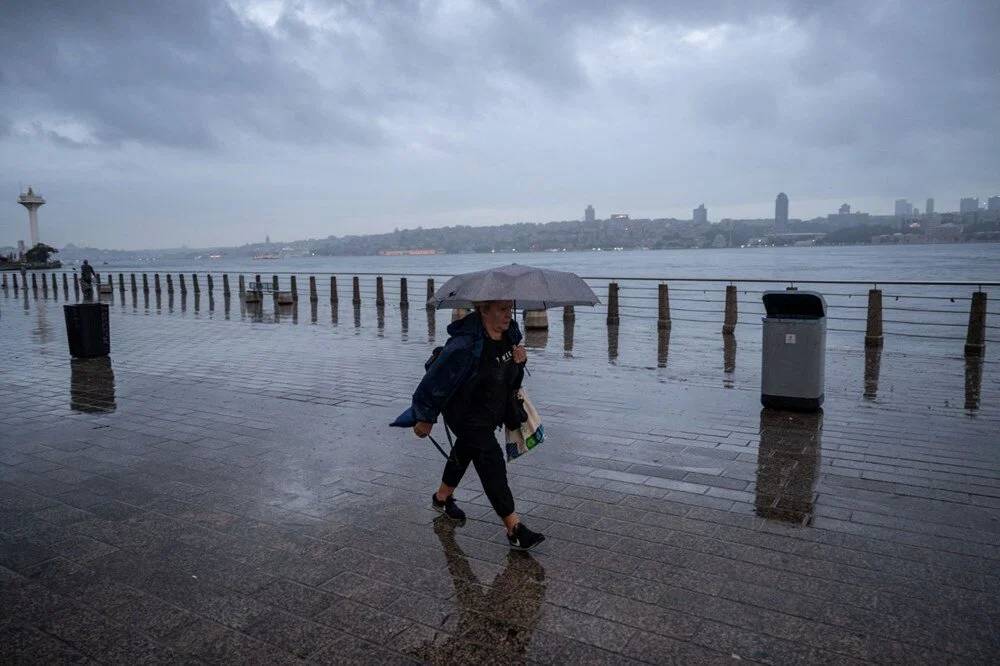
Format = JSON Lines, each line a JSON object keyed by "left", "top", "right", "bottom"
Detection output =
{"left": 167, "top": 274, "right": 174, "bottom": 294}
{"left": 722, "top": 285, "right": 737, "bottom": 334}
{"left": 606, "top": 282, "right": 620, "bottom": 326}
{"left": 192, "top": 274, "right": 201, "bottom": 294}
{"left": 142, "top": 273, "right": 150, "bottom": 294}
{"left": 400, "top": 277, "right": 409, "bottom": 307}
{"left": 1, "top": 273, "right": 7, "bottom": 289}
{"left": 154, "top": 274, "right": 161, "bottom": 294}
{"left": 31, "top": 273, "right": 38, "bottom": 290}
{"left": 290, "top": 275, "right": 298, "bottom": 301}
{"left": 223, "top": 274, "right": 231, "bottom": 296}
{"left": 964, "top": 291, "right": 987, "bottom": 357}
{"left": 376, "top": 276, "right": 385, "bottom": 306}
{"left": 563, "top": 305, "right": 575, "bottom": 322}
{"left": 272, "top": 275, "right": 279, "bottom": 294}
{"left": 117, "top": 273, "right": 124, "bottom": 292}
{"left": 658, "top": 283, "right": 672, "bottom": 330}
{"left": 179, "top": 274, "right": 187, "bottom": 295}
{"left": 51, "top": 273, "right": 58, "bottom": 292}
{"left": 309, "top": 276, "right": 317, "bottom": 302}
{"left": 426, "top": 278, "right": 435, "bottom": 309}
{"left": 330, "top": 276, "right": 338, "bottom": 303}
{"left": 352, "top": 276, "right": 361, "bottom": 305}
{"left": 63, "top": 273, "right": 69, "bottom": 293}
{"left": 72, "top": 273, "right": 77, "bottom": 293}
{"left": 130, "top": 273, "right": 137, "bottom": 292}
{"left": 864, "top": 288, "right": 884, "bottom": 348}
{"left": 207, "top": 274, "right": 214, "bottom": 293}
{"left": 255, "top": 274, "right": 262, "bottom": 291}
{"left": 524, "top": 310, "right": 549, "bottom": 330}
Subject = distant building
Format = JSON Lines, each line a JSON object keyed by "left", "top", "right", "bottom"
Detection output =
{"left": 693, "top": 204, "right": 708, "bottom": 225}
{"left": 925, "top": 198, "right": 934, "bottom": 215}
{"left": 960, "top": 197, "right": 979, "bottom": 213}
{"left": 987, "top": 196, "right": 1000, "bottom": 212}
{"left": 894, "top": 199, "right": 913, "bottom": 217}
{"left": 17, "top": 240, "right": 26, "bottom": 259}
{"left": 774, "top": 193, "right": 788, "bottom": 231}
{"left": 838, "top": 203, "right": 851, "bottom": 215}
{"left": 584, "top": 204, "right": 595, "bottom": 222}
{"left": 609, "top": 213, "right": 629, "bottom": 221}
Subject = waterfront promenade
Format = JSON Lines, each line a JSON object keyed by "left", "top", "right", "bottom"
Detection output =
{"left": 1, "top": 284, "right": 998, "bottom": 663}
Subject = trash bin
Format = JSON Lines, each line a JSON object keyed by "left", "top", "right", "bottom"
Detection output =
{"left": 761, "top": 290, "right": 826, "bottom": 411}
{"left": 63, "top": 303, "right": 110, "bottom": 358}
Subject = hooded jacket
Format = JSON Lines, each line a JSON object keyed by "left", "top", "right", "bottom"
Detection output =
{"left": 391, "top": 311, "right": 524, "bottom": 428}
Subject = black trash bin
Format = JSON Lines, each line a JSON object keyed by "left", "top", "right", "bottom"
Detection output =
{"left": 64, "top": 303, "right": 110, "bottom": 358}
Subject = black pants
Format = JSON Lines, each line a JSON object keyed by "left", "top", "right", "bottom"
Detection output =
{"left": 442, "top": 429, "right": 515, "bottom": 519}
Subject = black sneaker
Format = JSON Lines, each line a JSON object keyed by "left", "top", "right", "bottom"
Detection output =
{"left": 432, "top": 493, "right": 466, "bottom": 521}
{"left": 507, "top": 523, "right": 545, "bottom": 551}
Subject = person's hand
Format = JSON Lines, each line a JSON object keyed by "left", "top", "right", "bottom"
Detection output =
{"left": 513, "top": 345, "right": 527, "bottom": 365}
{"left": 413, "top": 421, "right": 433, "bottom": 438}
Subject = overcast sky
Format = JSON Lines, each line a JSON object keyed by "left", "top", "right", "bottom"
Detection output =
{"left": 2, "top": 1, "right": 998, "bottom": 250}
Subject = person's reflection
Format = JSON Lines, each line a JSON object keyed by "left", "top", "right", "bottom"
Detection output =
{"left": 563, "top": 316, "right": 574, "bottom": 358}
{"left": 607, "top": 324, "right": 619, "bottom": 364}
{"left": 410, "top": 519, "right": 546, "bottom": 663}
{"left": 723, "top": 333, "right": 736, "bottom": 388}
{"left": 965, "top": 357, "right": 983, "bottom": 411}
{"left": 657, "top": 328, "right": 670, "bottom": 368}
{"left": 524, "top": 326, "right": 548, "bottom": 350}
{"left": 70, "top": 357, "right": 116, "bottom": 413}
{"left": 863, "top": 345, "right": 881, "bottom": 401}
{"left": 755, "top": 408, "right": 822, "bottom": 525}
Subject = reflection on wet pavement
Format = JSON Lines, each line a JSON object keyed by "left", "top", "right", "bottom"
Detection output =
{"left": 723, "top": 333, "right": 736, "bottom": 388}
{"left": 657, "top": 328, "right": 669, "bottom": 368}
{"left": 69, "top": 357, "right": 117, "bottom": 413}
{"left": 965, "top": 356, "right": 983, "bottom": 411}
{"left": 524, "top": 327, "right": 548, "bottom": 349}
{"left": 863, "top": 345, "right": 882, "bottom": 400}
{"left": 607, "top": 324, "right": 619, "bottom": 363}
{"left": 563, "top": 316, "right": 574, "bottom": 358}
{"left": 755, "top": 408, "right": 822, "bottom": 525}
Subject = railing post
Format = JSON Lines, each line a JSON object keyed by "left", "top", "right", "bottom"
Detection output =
{"left": 207, "top": 274, "right": 214, "bottom": 293}
{"left": 1, "top": 273, "right": 6, "bottom": 289}
{"left": 658, "top": 283, "right": 672, "bottom": 330}
{"left": 524, "top": 310, "right": 549, "bottom": 330}
{"left": 309, "top": 276, "right": 317, "bottom": 302}
{"left": 167, "top": 274, "right": 174, "bottom": 294}
{"left": 563, "top": 305, "right": 575, "bottom": 321}
{"left": 180, "top": 274, "right": 187, "bottom": 295}
{"left": 272, "top": 274, "right": 279, "bottom": 294}
{"left": 154, "top": 274, "right": 161, "bottom": 294}
{"left": 865, "top": 288, "right": 884, "bottom": 348}
{"left": 63, "top": 273, "right": 69, "bottom": 293}
{"left": 426, "top": 278, "right": 435, "bottom": 309}
{"left": 964, "top": 291, "right": 987, "bottom": 357}
{"left": 606, "top": 282, "right": 620, "bottom": 325}
{"left": 223, "top": 274, "right": 231, "bottom": 296}
{"left": 72, "top": 273, "right": 77, "bottom": 293}
{"left": 722, "top": 284, "right": 737, "bottom": 334}
{"left": 142, "top": 273, "right": 149, "bottom": 293}
{"left": 255, "top": 274, "right": 262, "bottom": 291}
{"left": 400, "top": 277, "right": 409, "bottom": 307}
{"left": 31, "top": 273, "right": 38, "bottom": 290}
{"left": 376, "top": 276, "right": 385, "bottom": 306}
{"left": 330, "top": 276, "right": 338, "bottom": 303}
{"left": 290, "top": 274, "right": 297, "bottom": 300}
{"left": 51, "top": 273, "right": 58, "bottom": 292}
{"left": 193, "top": 273, "right": 201, "bottom": 294}
{"left": 353, "top": 276, "right": 361, "bottom": 305}
{"left": 130, "top": 273, "right": 137, "bottom": 292}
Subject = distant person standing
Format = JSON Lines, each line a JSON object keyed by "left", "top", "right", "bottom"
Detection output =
{"left": 80, "top": 259, "right": 95, "bottom": 300}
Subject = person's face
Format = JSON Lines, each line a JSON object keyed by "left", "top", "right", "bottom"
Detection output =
{"left": 480, "top": 300, "right": 513, "bottom": 333}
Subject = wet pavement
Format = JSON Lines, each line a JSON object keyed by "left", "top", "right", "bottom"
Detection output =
{"left": 1, "top": 285, "right": 999, "bottom": 664}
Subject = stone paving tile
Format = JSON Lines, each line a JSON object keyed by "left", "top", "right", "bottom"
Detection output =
{"left": 1, "top": 290, "right": 999, "bottom": 663}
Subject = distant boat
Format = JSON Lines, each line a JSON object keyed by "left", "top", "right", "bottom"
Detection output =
{"left": 252, "top": 253, "right": 280, "bottom": 260}
{"left": 208, "top": 253, "right": 223, "bottom": 259}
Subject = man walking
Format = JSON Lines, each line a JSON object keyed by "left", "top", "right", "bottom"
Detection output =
{"left": 393, "top": 301, "right": 545, "bottom": 550}
{"left": 80, "top": 259, "right": 96, "bottom": 300}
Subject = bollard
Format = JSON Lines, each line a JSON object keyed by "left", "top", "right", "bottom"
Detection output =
{"left": 272, "top": 275, "right": 279, "bottom": 294}
{"left": 51, "top": 273, "right": 58, "bottom": 292}
{"left": 452, "top": 307, "right": 469, "bottom": 321}
{"left": 32, "top": 273, "right": 38, "bottom": 290}
{"left": 223, "top": 274, "right": 231, "bottom": 296}
{"left": 426, "top": 278, "right": 435, "bottom": 309}
{"left": 167, "top": 274, "right": 174, "bottom": 294}
{"left": 180, "top": 274, "right": 187, "bottom": 295}
{"left": 606, "top": 282, "right": 620, "bottom": 325}
{"left": 237, "top": 274, "right": 244, "bottom": 293}
{"left": 154, "top": 273, "right": 161, "bottom": 294}
{"left": 255, "top": 274, "right": 261, "bottom": 290}
{"left": 353, "top": 276, "right": 361, "bottom": 305}
{"left": 72, "top": 273, "right": 77, "bottom": 292}
{"left": 400, "top": 277, "right": 409, "bottom": 306}
{"left": 658, "top": 283, "right": 672, "bottom": 330}
{"left": 193, "top": 274, "right": 201, "bottom": 294}
{"left": 130, "top": 273, "right": 137, "bottom": 292}
{"left": 1, "top": 273, "right": 6, "bottom": 289}
{"left": 118, "top": 273, "right": 124, "bottom": 292}
{"left": 63, "top": 273, "right": 69, "bottom": 293}
{"left": 207, "top": 274, "right": 214, "bottom": 293}
{"left": 964, "top": 291, "right": 987, "bottom": 357}
{"left": 12, "top": 273, "right": 18, "bottom": 290}
{"left": 376, "top": 276, "right": 385, "bottom": 306}
{"left": 524, "top": 310, "right": 549, "bottom": 330}
{"left": 657, "top": 328, "right": 670, "bottom": 368}
{"left": 864, "top": 289, "right": 883, "bottom": 348}
{"left": 142, "top": 273, "right": 149, "bottom": 293}
{"left": 290, "top": 275, "right": 297, "bottom": 301}
{"left": 308, "top": 276, "right": 317, "bottom": 302}
{"left": 722, "top": 285, "right": 737, "bottom": 334}
{"left": 330, "top": 276, "right": 338, "bottom": 303}
{"left": 563, "top": 305, "right": 575, "bottom": 321}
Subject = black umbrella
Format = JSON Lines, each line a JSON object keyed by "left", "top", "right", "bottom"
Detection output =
{"left": 430, "top": 264, "right": 600, "bottom": 310}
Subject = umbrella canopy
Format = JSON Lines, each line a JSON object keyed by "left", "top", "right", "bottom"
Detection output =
{"left": 430, "top": 264, "right": 600, "bottom": 310}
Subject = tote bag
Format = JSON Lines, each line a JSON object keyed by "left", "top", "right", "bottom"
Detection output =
{"left": 505, "top": 388, "right": 544, "bottom": 461}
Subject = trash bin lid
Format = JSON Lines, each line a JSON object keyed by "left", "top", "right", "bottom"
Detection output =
{"left": 762, "top": 290, "right": 826, "bottom": 318}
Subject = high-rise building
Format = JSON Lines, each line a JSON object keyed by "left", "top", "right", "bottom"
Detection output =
{"left": 693, "top": 204, "right": 708, "bottom": 225}
{"left": 925, "top": 198, "right": 934, "bottom": 215}
{"left": 838, "top": 203, "right": 851, "bottom": 215}
{"left": 894, "top": 199, "right": 913, "bottom": 217}
{"left": 584, "top": 204, "right": 595, "bottom": 222}
{"left": 988, "top": 196, "right": 1000, "bottom": 211}
{"left": 960, "top": 197, "right": 979, "bottom": 213}
{"left": 774, "top": 193, "right": 788, "bottom": 231}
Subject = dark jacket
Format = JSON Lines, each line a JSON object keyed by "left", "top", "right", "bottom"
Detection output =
{"left": 391, "top": 312, "right": 524, "bottom": 428}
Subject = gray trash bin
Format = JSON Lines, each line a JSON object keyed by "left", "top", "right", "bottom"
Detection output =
{"left": 761, "top": 290, "right": 826, "bottom": 411}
